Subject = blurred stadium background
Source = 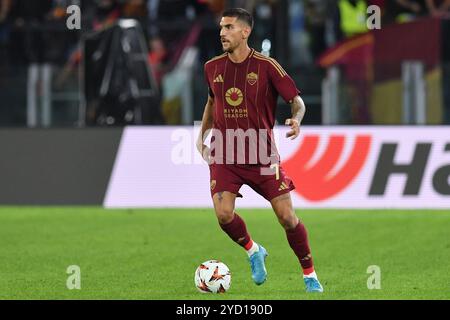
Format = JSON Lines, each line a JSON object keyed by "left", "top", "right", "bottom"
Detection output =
{"left": 1, "top": 0, "right": 449, "bottom": 127}
{"left": 0, "top": 0, "right": 449, "bottom": 299}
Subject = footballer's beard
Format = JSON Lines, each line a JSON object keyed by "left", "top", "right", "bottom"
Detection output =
{"left": 222, "top": 41, "right": 236, "bottom": 54}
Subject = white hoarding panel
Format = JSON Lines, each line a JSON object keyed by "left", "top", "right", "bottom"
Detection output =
{"left": 104, "top": 126, "right": 450, "bottom": 208}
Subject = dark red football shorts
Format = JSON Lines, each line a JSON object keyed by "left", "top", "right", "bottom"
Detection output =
{"left": 209, "top": 163, "right": 295, "bottom": 201}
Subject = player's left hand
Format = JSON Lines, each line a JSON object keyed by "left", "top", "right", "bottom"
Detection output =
{"left": 285, "top": 118, "right": 300, "bottom": 140}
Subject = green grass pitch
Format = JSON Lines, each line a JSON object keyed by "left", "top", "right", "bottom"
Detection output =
{"left": 0, "top": 207, "right": 449, "bottom": 300}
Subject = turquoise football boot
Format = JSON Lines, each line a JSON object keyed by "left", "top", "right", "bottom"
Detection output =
{"left": 304, "top": 276, "right": 324, "bottom": 293}
{"left": 248, "top": 245, "right": 268, "bottom": 285}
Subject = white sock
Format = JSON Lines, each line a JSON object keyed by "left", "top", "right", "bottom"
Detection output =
{"left": 246, "top": 241, "right": 259, "bottom": 256}
{"left": 303, "top": 271, "right": 318, "bottom": 279}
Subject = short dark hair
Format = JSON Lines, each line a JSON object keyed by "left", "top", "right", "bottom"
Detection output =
{"left": 222, "top": 8, "right": 254, "bottom": 29}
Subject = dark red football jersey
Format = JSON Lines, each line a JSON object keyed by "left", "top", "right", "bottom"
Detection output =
{"left": 204, "top": 48, "right": 300, "bottom": 165}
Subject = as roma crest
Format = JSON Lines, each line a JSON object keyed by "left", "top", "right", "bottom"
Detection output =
{"left": 247, "top": 72, "right": 258, "bottom": 86}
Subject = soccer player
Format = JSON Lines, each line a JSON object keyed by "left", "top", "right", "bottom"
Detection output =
{"left": 197, "top": 8, "right": 323, "bottom": 293}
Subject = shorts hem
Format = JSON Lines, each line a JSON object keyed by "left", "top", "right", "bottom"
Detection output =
{"left": 211, "top": 190, "right": 243, "bottom": 199}
{"left": 266, "top": 185, "right": 295, "bottom": 202}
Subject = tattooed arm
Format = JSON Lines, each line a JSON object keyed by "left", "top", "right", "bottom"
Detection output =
{"left": 285, "top": 95, "right": 306, "bottom": 140}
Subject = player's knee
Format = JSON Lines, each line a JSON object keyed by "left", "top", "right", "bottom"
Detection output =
{"left": 216, "top": 206, "right": 235, "bottom": 225}
{"left": 277, "top": 211, "right": 299, "bottom": 230}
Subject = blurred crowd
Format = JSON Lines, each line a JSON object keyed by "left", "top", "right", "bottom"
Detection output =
{"left": 304, "top": 0, "right": 450, "bottom": 59}
{"left": 0, "top": 0, "right": 223, "bottom": 73}
{"left": 1, "top": 0, "right": 449, "bottom": 69}
{"left": 0, "top": 0, "right": 449, "bottom": 126}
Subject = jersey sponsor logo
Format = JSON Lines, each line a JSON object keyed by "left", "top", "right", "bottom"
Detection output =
{"left": 247, "top": 72, "right": 258, "bottom": 85}
{"left": 223, "top": 108, "right": 248, "bottom": 118}
{"left": 213, "top": 74, "right": 224, "bottom": 83}
{"left": 225, "top": 87, "right": 243, "bottom": 107}
{"left": 282, "top": 135, "right": 372, "bottom": 201}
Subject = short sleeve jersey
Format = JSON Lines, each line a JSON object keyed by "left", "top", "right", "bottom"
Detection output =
{"left": 204, "top": 48, "right": 300, "bottom": 165}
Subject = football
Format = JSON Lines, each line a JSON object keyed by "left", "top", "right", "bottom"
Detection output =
{"left": 194, "top": 260, "right": 231, "bottom": 293}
